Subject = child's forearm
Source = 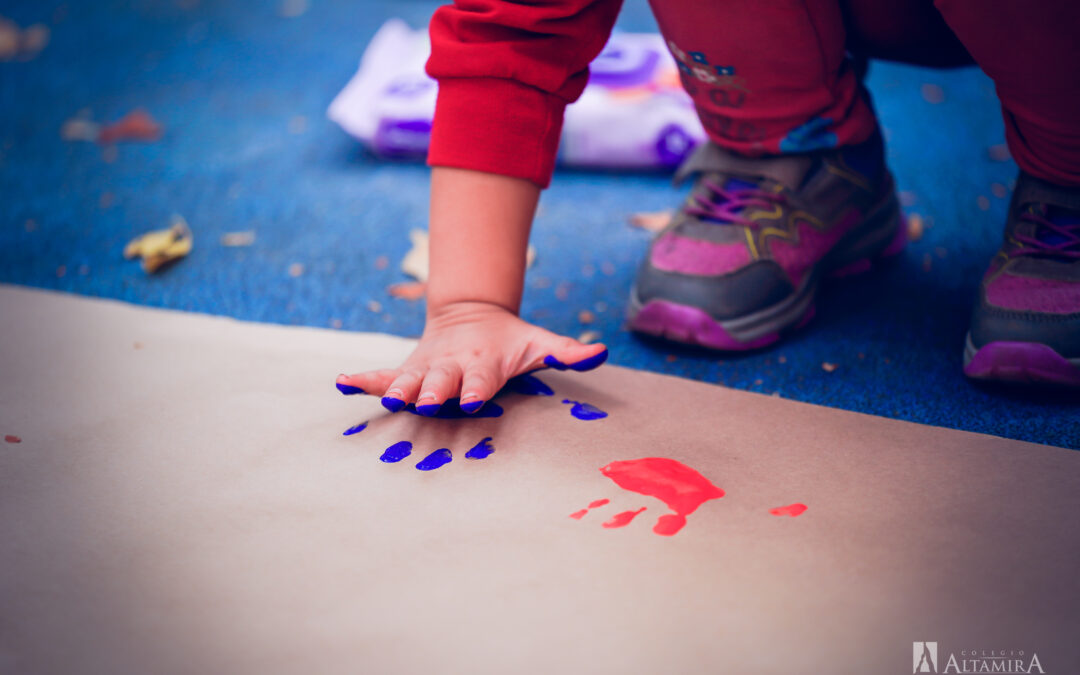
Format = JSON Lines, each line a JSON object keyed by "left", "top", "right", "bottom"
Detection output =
{"left": 426, "top": 166, "right": 540, "bottom": 317}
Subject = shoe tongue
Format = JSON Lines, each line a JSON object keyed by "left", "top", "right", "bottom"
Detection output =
{"left": 724, "top": 177, "right": 758, "bottom": 193}
{"left": 1039, "top": 206, "right": 1080, "bottom": 247}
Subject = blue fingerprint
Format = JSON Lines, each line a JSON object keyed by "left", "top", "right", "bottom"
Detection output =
{"left": 460, "top": 399, "right": 485, "bottom": 413}
{"left": 343, "top": 421, "right": 368, "bottom": 436}
{"left": 415, "top": 403, "right": 442, "bottom": 417}
{"left": 503, "top": 373, "right": 554, "bottom": 396}
{"left": 562, "top": 399, "right": 608, "bottom": 420}
{"left": 416, "top": 448, "right": 453, "bottom": 471}
{"left": 379, "top": 440, "right": 413, "bottom": 463}
{"left": 465, "top": 437, "right": 495, "bottom": 460}
{"left": 404, "top": 398, "right": 503, "bottom": 418}
{"left": 543, "top": 349, "right": 608, "bottom": 372}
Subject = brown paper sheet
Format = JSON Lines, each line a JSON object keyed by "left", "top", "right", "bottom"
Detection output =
{"left": 1, "top": 285, "right": 1077, "bottom": 674}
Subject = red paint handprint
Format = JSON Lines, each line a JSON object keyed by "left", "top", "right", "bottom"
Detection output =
{"left": 572, "top": 457, "right": 808, "bottom": 536}
{"left": 571, "top": 457, "right": 725, "bottom": 536}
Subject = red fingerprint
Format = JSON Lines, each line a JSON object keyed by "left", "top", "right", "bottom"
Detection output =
{"left": 602, "top": 507, "right": 646, "bottom": 528}
{"left": 769, "top": 503, "right": 807, "bottom": 517}
{"left": 600, "top": 458, "right": 724, "bottom": 536}
{"left": 568, "top": 498, "right": 611, "bottom": 520}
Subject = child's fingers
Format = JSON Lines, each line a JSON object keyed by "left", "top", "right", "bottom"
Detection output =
{"left": 415, "top": 361, "right": 463, "bottom": 416}
{"left": 336, "top": 369, "right": 397, "bottom": 396}
{"left": 381, "top": 370, "right": 425, "bottom": 412}
{"left": 541, "top": 340, "right": 609, "bottom": 372}
{"left": 459, "top": 358, "right": 503, "bottom": 413}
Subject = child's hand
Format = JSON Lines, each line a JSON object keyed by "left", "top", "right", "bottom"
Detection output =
{"left": 337, "top": 301, "right": 607, "bottom": 415}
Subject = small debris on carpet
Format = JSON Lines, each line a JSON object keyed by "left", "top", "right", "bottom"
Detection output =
{"left": 628, "top": 210, "right": 672, "bottom": 232}
{"left": 366, "top": 300, "right": 382, "bottom": 313}
{"left": 821, "top": 362, "right": 838, "bottom": 373}
{"left": 278, "top": 0, "right": 309, "bottom": 18}
{"left": 976, "top": 195, "right": 990, "bottom": 211}
{"left": 578, "top": 330, "right": 601, "bottom": 344}
{"left": 578, "top": 309, "right": 595, "bottom": 324}
{"left": 991, "top": 183, "right": 1008, "bottom": 199}
{"left": 388, "top": 281, "right": 427, "bottom": 300}
{"left": 0, "top": 16, "right": 49, "bottom": 61}
{"left": 907, "top": 213, "right": 924, "bottom": 241}
{"left": 288, "top": 262, "right": 305, "bottom": 277}
{"left": 61, "top": 117, "right": 101, "bottom": 142}
{"left": 920, "top": 83, "right": 945, "bottom": 104}
{"left": 988, "top": 144, "right": 1010, "bottom": 162}
{"left": 98, "top": 109, "right": 163, "bottom": 145}
{"left": 123, "top": 215, "right": 193, "bottom": 273}
{"left": 374, "top": 255, "right": 389, "bottom": 270}
{"left": 220, "top": 231, "right": 255, "bottom": 247}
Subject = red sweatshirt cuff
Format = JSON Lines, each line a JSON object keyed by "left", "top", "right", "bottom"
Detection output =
{"left": 427, "top": 77, "right": 566, "bottom": 189}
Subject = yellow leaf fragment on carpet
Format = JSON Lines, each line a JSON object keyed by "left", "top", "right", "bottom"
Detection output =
{"left": 628, "top": 210, "right": 672, "bottom": 232}
{"left": 123, "top": 215, "right": 193, "bottom": 273}
{"left": 388, "top": 281, "right": 427, "bottom": 300}
{"left": 401, "top": 229, "right": 535, "bottom": 282}
{"left": 907, "top": 213, "right": 924, "bottom": 242}
{"left": 578, "top": 330, "right": 601, "bottom": 344}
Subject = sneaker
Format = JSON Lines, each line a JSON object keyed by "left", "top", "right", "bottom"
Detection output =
{"left": 963, "top": 172, "right": 1080, "bottom": 387}
{"left": 628, "top": 131, "right": 905, "bottom": 350}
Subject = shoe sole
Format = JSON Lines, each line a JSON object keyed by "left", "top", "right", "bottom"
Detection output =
{"left": 628, "top": 191, "right": 906, "bottom": 351}
{"left": 962, "top": 334, "right": 1080, "bottom": 387}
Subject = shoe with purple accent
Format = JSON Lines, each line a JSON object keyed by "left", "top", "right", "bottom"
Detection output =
{"left": 963, "top": 172, "right": 1080, "bottom": 387}
{"left": 628, "top": 131, "right": 905, "bottom": 350}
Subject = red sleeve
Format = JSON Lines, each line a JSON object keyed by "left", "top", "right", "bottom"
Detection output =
{"left": 425, "top": 0, "right": 623, "bottom": 188}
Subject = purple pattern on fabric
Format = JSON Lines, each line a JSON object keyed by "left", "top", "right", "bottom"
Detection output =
{"left": 986, "top": 274, "right": 1080, "bottom": 314}
{"left": 768, "top": 210, "right": 862, "bottom": 286}
{"left": 650, "top": 233, "right": 751, "bottom": 275}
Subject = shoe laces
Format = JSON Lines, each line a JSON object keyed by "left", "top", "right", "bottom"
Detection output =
{"left": 1012, "top": 209, "right": 1080, "bottom": 259}
{"left": 684, "top": 177, "right": 786, "bottom": 227}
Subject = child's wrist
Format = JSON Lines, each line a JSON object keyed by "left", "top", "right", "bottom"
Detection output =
{"left": 426, "top": 284, "right": 521, "bottom": 319}
{"left": 426, "top": 298, "right": 517, "bottom": 323}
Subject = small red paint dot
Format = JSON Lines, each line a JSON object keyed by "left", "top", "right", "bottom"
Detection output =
{"left": 5, "top": 435, "right": 22, "bottom": 444}
{"left": 769, "top": 503, "right": 807, "bottom": 517}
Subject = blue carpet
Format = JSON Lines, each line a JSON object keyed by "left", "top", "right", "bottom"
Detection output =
{"left": 2, "top": 0, "right": 1077, "bottom": 448}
